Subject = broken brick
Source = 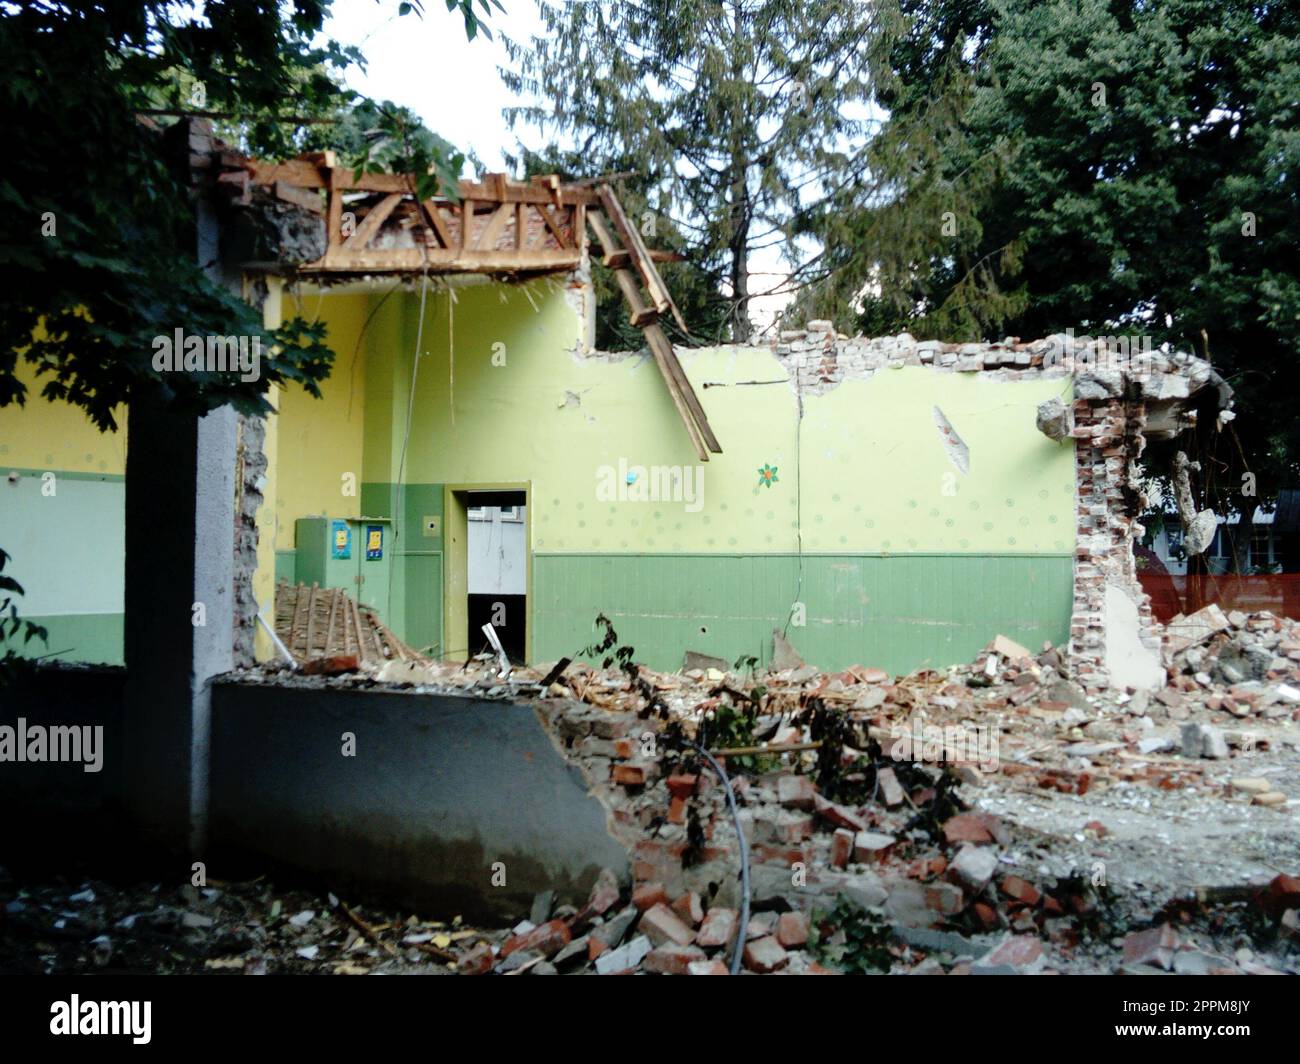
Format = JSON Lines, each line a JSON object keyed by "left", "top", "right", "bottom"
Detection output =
{"left": 814, "top": 793, "right": 866, "bottom": 833}
{"left": 665, "top": 773, "right": 698, "bottom": 800}
{"left": 644, "top": 944, "right": 707, "bottom": 975}
{"left": 671, "top": 891, "right": 704, "bottom": 927}
{"left": 611, "top": 764, "right": 647, "bottom": 787}
{"left": 947, "top": 844, "right": 998, "bottom": 893}
{"left": 925, "top": 881, "right": 965, "bottom": 915}
{"left": 876, "top": 767, "right": 906, "bottom": 807}
{"left": 984, "top": 935, "right": 1044, "bottom": 969}
{"left": 742, "top": 935, "right": 789, "bottom": 974}
{"left": 1122, "top": 924, "right": 1179, "bottom": 970}
{"left": 775, "top": 911, "right": 809, "bottom": 948}
{"left": 942, "top": 813, "right": 994, "bottom": 846}
{"left": 1000, "top": 876, "right": 1041, "bottom": 908}
{"left": 632, "top": 883, "right": 669, "bottom": 911}
{"left": 696, "top": 907, "right": 738, "bottom": 949}
{"left": 457, "top": 942, "right": 494, "bottom": 975}
{"left": 582, "top": 868, "right": 621, "bottom": 918}
{"left": 640, "top": 903, "right": 695, "bottom": 948}
{"left": 853, "top": 831, "right": 896, "bottom": 863}
{"left": 300, "top": 654, "right": 360, "bottom": 676}
{"left": 687, "top": 959, "right": 730, "bottom": 975}
{"left": 500, "top": 919, "right": 571, "bottom": 960}
{"left": 829, "top": 828, "right": 855, "bottom": 869}
{"left": 1261, "top": 874, "right": 1300, "bottom": 918}
{"left": 776, "top": 774, "right": 816, "bottom": 810}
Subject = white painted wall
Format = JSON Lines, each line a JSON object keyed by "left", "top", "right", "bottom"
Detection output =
{"left": 467, "top": 505, "right": 526, "bottom": 596}
{"left": 0, "top": 474, "right": 124, "bottom": 615}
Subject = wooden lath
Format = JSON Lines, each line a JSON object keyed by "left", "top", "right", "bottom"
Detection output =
{"left": 275, "top": 580, "right": 426, "bottom": 666}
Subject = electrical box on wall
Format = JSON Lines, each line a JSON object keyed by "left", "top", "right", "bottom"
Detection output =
{"left": 294, "top": 516, "right": 393, "bottom": 620}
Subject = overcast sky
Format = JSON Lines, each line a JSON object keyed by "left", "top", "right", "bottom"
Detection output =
{"left": 323, "top": 0, "right": 547, "bottom": 173}
{"left": 321, "top": 0, "right": 800, "bottom": 327}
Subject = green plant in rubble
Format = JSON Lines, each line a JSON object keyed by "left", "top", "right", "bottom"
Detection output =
{"left": 699, "top": 703, "right": 777, "bottom": 774}
{"left": 808, "top": 896, "right": 892, "bottom": 974}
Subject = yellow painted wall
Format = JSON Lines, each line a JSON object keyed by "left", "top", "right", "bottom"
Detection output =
{"left": 273, "top": 289, "right": 371, "bottom": 548}
{"left": 0, "top": 361, "right": 127, "bottom": 474}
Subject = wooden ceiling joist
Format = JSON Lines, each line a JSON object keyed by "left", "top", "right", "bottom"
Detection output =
{"left": 221, "top": 151, "right": 722, "bottom": 456}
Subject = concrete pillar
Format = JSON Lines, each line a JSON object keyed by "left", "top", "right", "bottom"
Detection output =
{"left": 122, "top": 119, "right": 239, "bottom": 854}
{"left": 123, "top": 401, "right": 238, "bottom": 853}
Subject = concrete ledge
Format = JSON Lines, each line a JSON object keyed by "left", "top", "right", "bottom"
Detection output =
{"left": 208, "top": 681, "right": 629, "bottom": 922}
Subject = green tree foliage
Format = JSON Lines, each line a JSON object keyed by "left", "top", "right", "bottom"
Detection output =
{"left": 804, "top": 0, "right": 1300, "bottom": 501}
{"left": 509, "top": 144, "right": 733, "bottom": 347}
{"left": 502, "top": 0, "right": 876, "bottom": 342}
{"left": 0, "top": 0, "right": 494, "bottom": 431}
{"left": 0, "top": 0, "right": 492, "bottom": 662}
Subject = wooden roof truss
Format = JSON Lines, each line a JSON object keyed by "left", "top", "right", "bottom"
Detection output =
{"left": 223, "top": 152, "right": 721, "bottom": 459}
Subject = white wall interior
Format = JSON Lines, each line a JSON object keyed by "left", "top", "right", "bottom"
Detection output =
{"left": 467, "top": 505, "right": 526, "bottom": 596}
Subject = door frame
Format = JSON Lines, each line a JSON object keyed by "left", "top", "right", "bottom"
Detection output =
{"left": 443, "top": 482, "right": 532, "bottom": 663}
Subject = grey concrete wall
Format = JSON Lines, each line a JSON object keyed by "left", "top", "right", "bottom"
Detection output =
{"left": 208, "top": 682, "right": 628, "bottom": 922}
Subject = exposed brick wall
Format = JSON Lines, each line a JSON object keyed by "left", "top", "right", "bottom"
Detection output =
{"left": 232, "top": 412, "right": 266, "bottom": 668}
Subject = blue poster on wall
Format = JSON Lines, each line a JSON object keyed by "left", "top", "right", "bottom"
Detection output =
{"left": 331, "top": 520, "right": 351, "bottom": 559}
{"left": 365, "top": 524, "right": 384, "bottom": 561}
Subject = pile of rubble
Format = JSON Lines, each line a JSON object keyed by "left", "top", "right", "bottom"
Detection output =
{"left": 0, "top": 872, "right": 496, "bottom": 976}
{"left": 223, "top": 606, "right": 1300, "bottom": 974}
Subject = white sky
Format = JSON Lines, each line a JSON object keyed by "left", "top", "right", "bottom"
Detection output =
{"left": 321, "top": 0, "right": 800, "bottom": 328}
{"left": 322, "top": 0, "right": 548, "bottom": 172}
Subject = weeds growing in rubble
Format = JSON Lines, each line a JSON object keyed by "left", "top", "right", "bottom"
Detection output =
{"left": 809, "top": 896, "right": 892, "bottom": 974}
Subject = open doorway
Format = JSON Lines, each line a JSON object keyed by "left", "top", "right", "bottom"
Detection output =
{"left": 443, "top": 486, "right": 529, "bottom": 664}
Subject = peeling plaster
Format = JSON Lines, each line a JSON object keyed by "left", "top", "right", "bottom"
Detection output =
{"left": 932, "top": 406, "right": 970, "bottom": 475}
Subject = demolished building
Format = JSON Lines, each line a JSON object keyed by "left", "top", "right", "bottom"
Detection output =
{"left": 1, "top": 134, "right": 1231, "bottom": 691}
{"left": 9, "top": 126, "right": 1295, "bottom": 980}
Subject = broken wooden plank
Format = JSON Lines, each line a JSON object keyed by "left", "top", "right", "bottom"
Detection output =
{"left": 475, "top": 202, "right": 513, "bottom": 251}
{"left": 274, "top": 179, "right": 324, "bottom": 214}
{"left": 643, "top": 330, "right": 709, "bottom": 461}
{"left": 304, "top": 583, "right": 319, "bottom": 657}
{"left": 601, "top": 247, "right": 683, "bottom": 269}
{"left": 611, "top": 268, "right": 658, "bottom": 327}
{"left": 597, "top": 185, "right": 688, "bottom": 333}
{"left": 536, "top": 203, "right": 571, "bottom": 248}
{"left": 460, "top": 200, "right": 474, "bottom": 249}
{"left": 419, "top": 199, "right": 454, "bottom": 249}
{"left": 341, "top": 193, "right": 403, "bottom": 251}
{"left": 325, "top": 169, "right": 344, "bottom": 260}
{"left": 647, "top": 323, "right": 722, "bottom": 455}
{"left": 304, "top": 248, "right": 581, "bottom": 273}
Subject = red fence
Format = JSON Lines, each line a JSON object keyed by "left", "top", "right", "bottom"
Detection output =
{"left": 1138, "top": 573, "right": 1300, "bottom": 623}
